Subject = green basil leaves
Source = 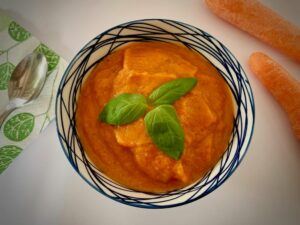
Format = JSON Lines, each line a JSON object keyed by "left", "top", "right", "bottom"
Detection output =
{"left": 100, "top": 93, "right": 147, "bottom": 125}
{"left": 144, "top": 105, "right": 184, "bottom": 160}
{"left": 148, "top": 77, "right": 197, "bottom": 106}
{"left": 99, "top": 77, "right": 198, "bottom": 160}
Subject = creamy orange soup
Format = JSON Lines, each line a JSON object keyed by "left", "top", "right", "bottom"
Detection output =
{"left": 76, "top": 42, "right": 234, "bottom": 193}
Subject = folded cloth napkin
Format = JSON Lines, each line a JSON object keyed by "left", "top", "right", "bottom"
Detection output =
{"left": 0, "top": 11, "right": 67, "bottom": 173}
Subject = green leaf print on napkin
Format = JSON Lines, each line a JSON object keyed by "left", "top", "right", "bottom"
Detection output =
{"left": 0, "top": 145, "right": 22, "bottom": 173}
{"left": 8, "top": 21, "right": 31, "bottom": 42}
{"left": 0, "top": 62, "right": 15, "bottom": 90}
{"left": 4, "top": 113, "right": 35, "bottom": 141}
{"left": 35, "top": 43, "right": 60, "bottom": 73}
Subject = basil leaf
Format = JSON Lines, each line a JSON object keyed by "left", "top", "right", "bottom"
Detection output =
{"left": 144, "top": 105, "right": 184, "bottom": 160}
{"left": 148, "top": 77, "right": 197, "bottom": 106}
{"left": 100, "top": 93, "right": 147, "bottom": 125}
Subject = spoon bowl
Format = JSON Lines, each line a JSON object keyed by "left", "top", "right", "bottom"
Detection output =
{"left": 0, "top": 52, "right": 47, "bottom": 127}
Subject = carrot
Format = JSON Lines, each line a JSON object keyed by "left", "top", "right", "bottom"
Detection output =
{"left": 248, "top": 52, "right": 300, "bottom": 140}
{"left": 205, "top": 0, "right": 300, "bottom": 63}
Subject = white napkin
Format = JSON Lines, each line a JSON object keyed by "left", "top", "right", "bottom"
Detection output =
{"left": 0, "top": 11, "right": 67, "bottom": 173}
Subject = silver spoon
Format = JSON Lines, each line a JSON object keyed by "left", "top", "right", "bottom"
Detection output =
{"left": 0, "top": 52, "right": 47, "bottom": 128}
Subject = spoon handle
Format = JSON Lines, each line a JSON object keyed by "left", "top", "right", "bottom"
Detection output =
{"left": 0, "top": 104, "right": 16, "bottom": 129}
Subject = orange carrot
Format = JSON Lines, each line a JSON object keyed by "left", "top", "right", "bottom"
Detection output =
{"left": 248, "top": 52, "right": 300, "bottom": 140}
{"left": 205, "top": 0, "right": 300, "bottom": 63}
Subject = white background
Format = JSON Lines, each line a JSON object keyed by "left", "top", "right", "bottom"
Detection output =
{"left": 0, "top": 0, "right": 299, "bottom": 225}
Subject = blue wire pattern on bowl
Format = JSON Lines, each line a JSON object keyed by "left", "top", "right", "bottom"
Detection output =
{"left": 55, "top": 19, "right": 255, "bottom": 208}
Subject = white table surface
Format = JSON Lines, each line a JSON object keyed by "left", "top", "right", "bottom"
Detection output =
{"left": 0, "top": 0, "right": 299, "bottom": 225}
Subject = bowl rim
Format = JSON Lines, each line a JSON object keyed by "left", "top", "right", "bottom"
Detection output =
{"left": 55, "top": 18, "right": 255, "bottom": 209}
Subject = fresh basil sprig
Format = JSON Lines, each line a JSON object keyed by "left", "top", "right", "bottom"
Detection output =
{"left": 144, "top": 105, "right": 184, "bottom": 160}
{"left": 148, "top": 77, "right": 197, "bottom": 106}
{"left": 100, "top": 93, "right": 147, "bottom": 125}
{"left": 99, "top": 77, "right": 198, "bottom": 160}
